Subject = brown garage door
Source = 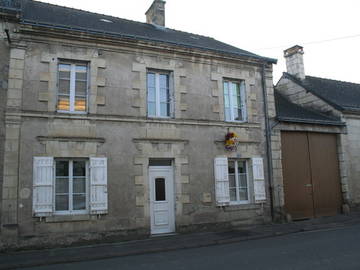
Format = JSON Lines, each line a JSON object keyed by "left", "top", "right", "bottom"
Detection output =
{"left": 281, "top": 131, "right": 342, "bottom": 220}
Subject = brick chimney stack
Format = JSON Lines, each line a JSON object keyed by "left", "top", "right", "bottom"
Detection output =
{"left": 146, "top": 0, "right": 166, "bottom": 27}
{"left": 284, "top": 45, "right": 305, "bottom": 80}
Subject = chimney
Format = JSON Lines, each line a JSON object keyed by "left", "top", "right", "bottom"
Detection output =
{"left": 284, "top": 45, "right": 305, "bottom": 80}
{"left": 145, "top": 0, "right": 166, "bottom": 27}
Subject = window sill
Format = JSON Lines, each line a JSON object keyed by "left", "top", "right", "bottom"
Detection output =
{"left": 224, "top": 120, "right": 248, "bottom": 124}
{"left": 45, "top": 214, "right": 93, "bottom": 223}
{"left": 57, "top": 110, "right": 88, "bottom": 115}
{"left": 222, "top": 204, "right": 262, "bottom": 212}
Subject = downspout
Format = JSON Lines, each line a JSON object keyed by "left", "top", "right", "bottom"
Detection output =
{"left": 261, "top": 63, "right": 275, "bottom": 220}
{"left": 5, "top": 28, "right": 11, "bottom": 44}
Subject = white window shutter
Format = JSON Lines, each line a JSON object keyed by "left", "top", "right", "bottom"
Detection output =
{"left": 90, "top": 157, "right": 108, "bottom": 214}
{"left": 252, "top": 157, "right": 266, "bottom": 203}
{"left": 214, "top": 156, "right": 230, "bottom": 206}
{"left": 33, "top": 157, "right": 54, "bottom": 217}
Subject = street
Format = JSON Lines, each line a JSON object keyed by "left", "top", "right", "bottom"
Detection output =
{"left": 24, "top": 223, "right": 360, "bottom": 270}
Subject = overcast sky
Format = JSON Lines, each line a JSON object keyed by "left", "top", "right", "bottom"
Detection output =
{"left": 38, "top": 0, "right": 360, "bottom": 84}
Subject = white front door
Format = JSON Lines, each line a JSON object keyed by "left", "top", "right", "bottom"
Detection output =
{"left": 149, "top": 166, "right": 175, "bottom": 234}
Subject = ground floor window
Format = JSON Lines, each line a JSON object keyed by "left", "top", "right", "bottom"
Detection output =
{"left": 228, "top": 159, "right": 249, "bottom": 204}
{"left": 55, "top": 159, "right": 88, "bottom": 214}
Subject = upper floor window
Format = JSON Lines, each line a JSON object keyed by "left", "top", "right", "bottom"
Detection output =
{"left": 57, "top": 62, "right": 88, "bottom": 113}
{"left": 147, "top": 70, "right": 173, "bottom": 118}
{"left": 224, "top": 80, "right": 247, "bottom": 122}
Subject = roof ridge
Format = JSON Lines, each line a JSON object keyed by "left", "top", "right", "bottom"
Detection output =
{"left": 306, "top": 75, "right": 360, "bottom": 87}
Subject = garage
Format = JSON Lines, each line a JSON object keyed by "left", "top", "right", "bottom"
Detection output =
{"left": 281, "top": 131, "right": 343, "bottom": 219}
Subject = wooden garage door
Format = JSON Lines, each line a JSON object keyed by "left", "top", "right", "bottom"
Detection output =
{"left": 281, "top": 131, "right": 342, "bottom": 220}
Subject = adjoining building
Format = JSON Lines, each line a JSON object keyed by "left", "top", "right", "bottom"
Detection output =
{"left": 275, "top": 45, "right": 360, "bottom": 220}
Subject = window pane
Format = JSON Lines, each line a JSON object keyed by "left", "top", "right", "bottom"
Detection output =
{"left": 58, "top": 96, "right": 70, "bottom": 111}
{"left": 228, "top": 161, "right": 235, "bottom": 174}
{"left": 59, "top": 64, "right": 71, "bottom": 71}
{"left": 73, "top": 178, "right": 86, "bottom": 193}
{"left": 148, "top": 87, "right": 156, "bottom": 102}
{"left": 155, "top": 178, "right": 166, "bottom": 201}
{"left": 159, "top": 74, "right": 168, "bottom": 89}
{"left": 56, "top": 161, "right": 69, "bottom": 176}
{"left": 235, "top": 108, "right": 243, "bottom": 121}
{"left": 59, "top": 79, "right": 70, "bottom": 95}
{"left": 147, "top": 73, "right": 155, "bottom": 87}
{"left": 160, "top": 102, "right": 169, "bottom": 117}
{"left": 224, "top": 94, "right": 230, "bottom": 108}
{"left": 239, "top": 174, "right": 247, "bottom": 188}
{"left": 229, "top": 174, "right": 236, "bottom": 188}
{"left": 73, "top": 161, "right": 86, "bottom": 176}
{"left": 75, "top": 81, "right": 87, "bottom": 96}
{"left": 238, "top": 161, "right": 246, "bottom": 174}
{"left": 56, "top": 195, "right": 69, "bottom": 211}
{"left": 73, "top": 194, "right": 86, "bottom": 210}
{"left": 148, "top": 101, "right": 156, "bottom": 116}
{"left": 239, "top": 188, "right": 248, "bottom": 201}
{"left": 229, "top": 188, "right": 236, "bottom": 201}
{"left": 160, "top": 86, "right": 169, "bottom": 103}
{"left": 56, "top": 177, "right": 69, "bottom": 193}
{"left": 59, "top": 71, "right": 70, "bottom": 80}
{"left": 224, "top": 82, "right": 229, "bottom": 95}
{"left": 75, "top": 97, "right": 86, "bottom": 111}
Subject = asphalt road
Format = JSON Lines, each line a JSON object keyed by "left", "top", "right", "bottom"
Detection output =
{"left": 26, "top": 223, "right": 360, "bottom": 270}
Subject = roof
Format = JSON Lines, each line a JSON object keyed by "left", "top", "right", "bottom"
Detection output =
{"left": 283, "top": 72, "right": 360, "bottom": 112}
{"left": 11, "top": 0, "right": 276, "bottom": 63}
{"left": 274, "top": 90, "right": 344, "bottom": 126}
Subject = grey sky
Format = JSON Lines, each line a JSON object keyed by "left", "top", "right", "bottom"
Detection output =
{"left": 38, "top": 0, "right": 360, "bottom": 84}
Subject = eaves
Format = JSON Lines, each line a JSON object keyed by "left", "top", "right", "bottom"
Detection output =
{"left": 19, "top": 20, "right": 276, "bottom": 65}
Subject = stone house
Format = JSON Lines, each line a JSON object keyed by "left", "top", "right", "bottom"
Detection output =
{"left": 274, "top": 45, "right": 360, "bottom": 220}
{"left": 0, "top": 0, "right": 277, "bottom": 248}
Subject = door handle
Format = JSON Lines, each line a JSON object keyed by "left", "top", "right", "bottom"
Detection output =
{"left": 304, "top": 184, "right": 312, "bottom": 187}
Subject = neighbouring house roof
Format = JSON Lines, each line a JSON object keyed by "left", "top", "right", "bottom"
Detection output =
{"left": 283, "top": 72, "right": 360, "bottom": 112}
{"left": 11, "top": 0, "right": 276, "bottom": 64}
{"left": 274, "top": 90, "right": 345, "bottom": 126}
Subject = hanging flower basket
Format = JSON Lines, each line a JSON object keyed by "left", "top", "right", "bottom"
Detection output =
{"left": 225, "top": 131, "right": 239, "bottom": 151}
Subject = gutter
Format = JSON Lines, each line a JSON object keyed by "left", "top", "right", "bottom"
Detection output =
{"left": 276, "top": 116, "right": 346, "bottom": 126}
{"left": 261, "top": 63, "right": 275, "bottom": 220}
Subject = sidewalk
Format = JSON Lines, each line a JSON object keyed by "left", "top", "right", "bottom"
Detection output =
{"left": 1, "top": 212, "right": 360, "bottom": 270}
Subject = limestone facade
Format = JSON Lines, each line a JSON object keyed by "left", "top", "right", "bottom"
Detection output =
{"left": 0, "top": 19, "right": 276, "bottom": 249}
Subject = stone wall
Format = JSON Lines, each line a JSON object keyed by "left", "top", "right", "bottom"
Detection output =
{"left": 343, "top": 114, "right": 360, "bottom": 206}
{"left": 0, "top": 33, "right": 275, "bottom": 249}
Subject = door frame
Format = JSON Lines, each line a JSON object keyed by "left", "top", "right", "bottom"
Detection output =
{"left": 149, "top": 165, "right": 175, "bottom": 235}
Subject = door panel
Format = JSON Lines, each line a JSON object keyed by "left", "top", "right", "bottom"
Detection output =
{"left": 308, "top": 133, "right": 342, "bottom": 217}
{"left": 149, "top": 167, "right": 175, "bottom": 234}
{"left": 281, "top": 132, "right": 314, "bottom": 219}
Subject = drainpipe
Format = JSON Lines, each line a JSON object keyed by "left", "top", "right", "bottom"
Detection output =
{"left": 5, "top": 28, "right": 11, "bottom": 44}
{"left": 261, "top": 63, "right": 275, "bottom": 220}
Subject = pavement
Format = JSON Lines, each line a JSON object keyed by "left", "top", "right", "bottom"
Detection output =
{"left": 1, "top": 212, "right": 360, "bottom": 270}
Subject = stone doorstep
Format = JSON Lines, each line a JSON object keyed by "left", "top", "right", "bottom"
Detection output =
{"left": 1, "top": 215, "right": 360, "bottom": 270}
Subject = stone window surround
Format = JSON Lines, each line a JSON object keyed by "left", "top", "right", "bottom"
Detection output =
{"left": 132, "top": 58, "right": 187, "bottom": 118}
{"left": 39, "top": 50, "right": 107, "bottom": 113}
{"left": 210, "top": 69, "right": 256, "bottom": 123}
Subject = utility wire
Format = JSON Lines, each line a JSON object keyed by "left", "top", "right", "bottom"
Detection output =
{"left": 257, "top": 33, "right": 360, "bottom": 50}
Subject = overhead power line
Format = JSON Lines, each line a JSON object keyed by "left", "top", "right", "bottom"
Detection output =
{"left": 257, "top": 34, "right": 360, "bottom": 50}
